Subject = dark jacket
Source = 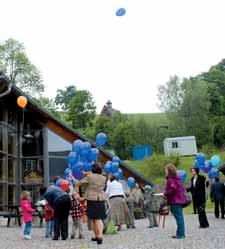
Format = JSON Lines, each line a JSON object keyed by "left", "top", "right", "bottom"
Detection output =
{"left": 43, "top": 185, "right": 68, "bottom": 208}
{"left": 187, "top": 175, "right": 208, "bottom": 204}
{"left": 164, "top": 174, "right": 186, "bottom": 205}
{"left": 210, "top": 182, "right": 225, "bottom": 201}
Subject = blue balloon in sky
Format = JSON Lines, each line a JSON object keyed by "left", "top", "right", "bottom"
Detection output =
{"left": 111, "top": 162, "right": 119, "bottom": 173}
{"left": 104, "top": 161, "right": 112, "bottom": 174}
{"left": 112, "top": 156, "right": 120, "bottom": 163}
{"left": 116, "top": 7, "right": 126, "bottom": 17}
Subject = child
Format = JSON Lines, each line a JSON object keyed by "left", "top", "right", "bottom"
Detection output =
{"left": 44, "top": 202, "right": 54, "bottom": 238}
{"left": 143, "top": 185, "right": 158, "bottom": 228}
{"left": 20, "top": 191, "right": 35, "bottom": 240}
{"left": 71, "top": 191, "right": 84, "bottom": 239}
{"left": 125, "top": 192, "right": 136, "bottom": 229}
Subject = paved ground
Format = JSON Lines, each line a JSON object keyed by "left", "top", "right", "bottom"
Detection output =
{"left": 0, "top": 214, "right": 224, "bottom": 249}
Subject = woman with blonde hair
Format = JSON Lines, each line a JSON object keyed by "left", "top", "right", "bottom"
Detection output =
{"left": 164, "top": 164, "right": 186, "bottom": 239}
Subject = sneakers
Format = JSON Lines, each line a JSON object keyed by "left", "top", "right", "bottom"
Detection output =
{"left": 171, "top": 235, "right": 185, "bottom": 239}
{"left": 24, "top": 235, "right": 31, "bottom": 240}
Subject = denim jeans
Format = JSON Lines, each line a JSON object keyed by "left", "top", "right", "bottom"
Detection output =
{"left": 45, "top": 220, "right": 54, "bottom": 237}
{"left": 170, "top": 205, "right": 185, "bottom": 238}
{"left": 24, "top": 221, "right": 32, "bottom": 235}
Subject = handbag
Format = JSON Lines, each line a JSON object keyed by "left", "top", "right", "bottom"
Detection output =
{"left": 182, "top": 191, "right": 192, "bottom": 208}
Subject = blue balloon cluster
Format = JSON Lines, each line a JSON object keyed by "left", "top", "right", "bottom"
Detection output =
{"left": 66, "top": 139, "right": 100, "bottom": 181}
{"left": 193, "top": 153, "right": 221, "bottom": 179}
{"left": 103, "top": 156, "right": 123, "bottom": 180}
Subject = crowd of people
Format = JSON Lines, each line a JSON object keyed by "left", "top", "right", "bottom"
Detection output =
{"left": 19, "top": 162, "right": 225, "bottom": 244}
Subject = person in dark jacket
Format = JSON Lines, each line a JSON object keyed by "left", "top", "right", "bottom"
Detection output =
{"left": 187, "top": 167, "right": 209, "bottom": 228}
{"left": 40, "top": 185, "right": 72, "bottom": 240}
{"left": 164, "top": 164, "right": 186, "bottom": 239}
{"left": 210, "top": 177, "right": 225, "bottom": 219}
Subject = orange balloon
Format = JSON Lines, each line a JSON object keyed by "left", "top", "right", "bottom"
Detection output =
{"left": 17, "top": 96, "right": 27, "bottom": 109}
{"left": 60, "top": 180, "right": 69, "bottom": 192}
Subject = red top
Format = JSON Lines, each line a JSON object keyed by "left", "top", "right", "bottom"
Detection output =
{"left": 44, "top": 203, "right": 54, "bottom": 221}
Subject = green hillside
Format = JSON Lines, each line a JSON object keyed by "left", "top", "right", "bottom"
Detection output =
{"left": 127, "top": 113, "right": 168, "bottom": 126}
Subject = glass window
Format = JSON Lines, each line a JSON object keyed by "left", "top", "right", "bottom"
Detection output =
{"left": 172, "top": 141, "right": 178, "bottom": 149}
{"left": 22, "top": 129, "right": 43, "bottom": 157}
{"left": 8, "top": 185, "right": 16, "bottom": 205}
{"left": 0, "top": 154, "right": 7, "bottom": 181}
{"left": 0, "top": 124, "right": 3, "bottom": 152}
{"left": 21, "top": 185, "right": 40, "bottom": 205}
{"left": 49, "top": 157, "right": 67, "bottom": 179}
{"left": 8, "top": 156, "right": 16, "bottom": 183}
{"left": 22, "top": 159, "right": 44, "bottom": 185}
{"left": 8, "top": 110, "right": 17, "bottom": 128}
{"left": 8, "top": 128, "right": 16, "bottom": 156}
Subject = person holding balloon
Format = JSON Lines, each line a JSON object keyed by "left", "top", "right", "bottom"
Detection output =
{"left": 187, "top": 167, "right": 209, "bottom": 228}
{"left": 40, "top": 183, "right": 72, "bottom": 240}
{"left": 164, "top": 164, "right": 186, "bottom": 239}
{"left": 76, "top": 163, "right": 107, "bottom": 245}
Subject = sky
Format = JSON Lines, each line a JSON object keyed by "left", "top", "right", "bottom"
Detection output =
{"left": 1, "top": 0, "right": 225, "bottom": 113}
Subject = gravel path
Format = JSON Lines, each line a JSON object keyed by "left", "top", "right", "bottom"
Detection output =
{"left": 0, "top": 213, "right": 224, "bottom": 249}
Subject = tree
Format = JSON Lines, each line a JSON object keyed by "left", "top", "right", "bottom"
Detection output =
{"left": 35, "top": 97, "right": 61, "bottom": 119}
{"left": 111, "top": 121, "right": 135, "bottom": 159}
{"left": 55, "top": 85, "right": 76, "bottom": 110}
{"left": 0, "top": 38, "right": 44, "bottom": 96}
{"left": 67, "top": 90, "right": 96, "bottom": 129}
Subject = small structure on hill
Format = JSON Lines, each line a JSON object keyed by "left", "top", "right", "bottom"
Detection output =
{"left": 101, "top": 100, "right": 119, "bottom": 117}
{"left": 164, "top": 136, "right": 197, "bottom": 156}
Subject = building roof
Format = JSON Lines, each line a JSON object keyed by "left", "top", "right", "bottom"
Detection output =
{"left": 164, "top": 136, "right": 196, "bottom": 142}
{"left": 0, "top": 73, "right": 152, "bottom": 186}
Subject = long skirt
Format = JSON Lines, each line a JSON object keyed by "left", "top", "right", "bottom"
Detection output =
{"left": 109, "top": 197, "right": 130, "bottom": 226}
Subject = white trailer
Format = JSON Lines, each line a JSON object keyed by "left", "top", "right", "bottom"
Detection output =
{"left": 164, "top": 136, "right": 197, "bottom": 156}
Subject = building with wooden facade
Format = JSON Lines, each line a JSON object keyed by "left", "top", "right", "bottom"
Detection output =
{"left": 0, "top": 73, "right": 151, "bottom": 208}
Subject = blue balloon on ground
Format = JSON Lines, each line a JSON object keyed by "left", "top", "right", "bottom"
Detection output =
{"left": 112, "top": 156, "right": 120, "bottom": 163}
{"left": 72, "top": 140, "right": 83, "bottom": 153}
{"left": 88, "top": 148, "right": 100, "bottom": 161}
{"left": 116, "top": 7, "right": 126, "bottom": 17}
{"left": 202, "top": 160, "right": 212, "bottom": 173}
{"left": 208, "top": 168, "right": 220, "bottom": 179}
{"left": 211, "top": 155, "right": 221, "bottom": 167}
{"left": 64, "top": 168, "right": 72, "bottom": 176}
{"left": 127, "top": 177, "right": 135, "bottom": 188}
{"left": 55, "top": 178, "right": 64, "bottom": 187}
{"left": 96, "top": 132, "right": 107, "bottom": 147}
{"left": 177, "top": 170, "right": 187, "bottom": 183}
{"left": 67, "top": 151, "right": 78, "bottom": 166}
{"left": 104, "top": 162, "right": 112, "bottom": 174}
{"left": 84, "top": 163, "right": 93, "bottom": 172}
{"left": 111, "top": 162, "right": 119, "bottom": 173}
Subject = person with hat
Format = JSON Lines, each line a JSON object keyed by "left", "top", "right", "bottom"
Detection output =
{"left": 144, "top": 185, "right": 158, "bottom": 228}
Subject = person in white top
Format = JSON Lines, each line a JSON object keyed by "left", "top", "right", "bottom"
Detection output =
{"left": 105, "top": 174, "right": 130, "bottom": 231}
{"left": 105, "top": 179, "right": 125, "bottom": 198}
